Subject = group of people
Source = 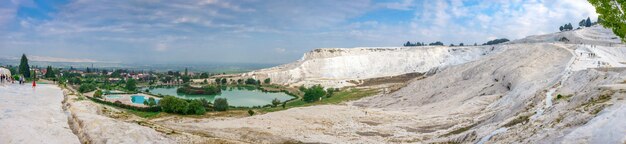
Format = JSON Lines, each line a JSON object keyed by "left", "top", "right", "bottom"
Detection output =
{"left": 0, "top": 74, "right": 13, "bottom": 84}
{"left": 0, "top": 74, "right": 27, "bottom": 85}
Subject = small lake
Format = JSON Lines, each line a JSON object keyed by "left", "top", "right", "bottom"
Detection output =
{"left": 131, "top": 95, "right": 159, "bottom": 104}
{"left": 142, "top": 86, "right": 294, "bottom": 107}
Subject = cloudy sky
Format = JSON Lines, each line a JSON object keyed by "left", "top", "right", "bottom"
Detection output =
{"left": 0, "top": 0, "right": 598, "bottom": 64}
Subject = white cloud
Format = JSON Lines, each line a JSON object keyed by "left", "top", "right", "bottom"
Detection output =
{"left": 0, "top": 0, "right": 602, "bottom": 63}
{"left": 378, "top": 0, "right": 414, "bottom": 10}
{"left": 274, "top": 48, "right": 286, "bottom": 53}
{"left": 155, "top": 43, "right": 168, "bottom": 52}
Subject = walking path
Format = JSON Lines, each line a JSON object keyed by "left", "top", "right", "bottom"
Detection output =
{"left": 0, "top": 84, "right": 80, "bottom": 144}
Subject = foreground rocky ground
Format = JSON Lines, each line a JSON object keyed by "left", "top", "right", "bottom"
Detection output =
{"left": 0, "top": 84, "right": 80, "bottom": 144}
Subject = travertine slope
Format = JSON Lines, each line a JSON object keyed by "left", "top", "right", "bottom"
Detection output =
{"left": 244, "top": 46, "right": 500, "bottom": 88}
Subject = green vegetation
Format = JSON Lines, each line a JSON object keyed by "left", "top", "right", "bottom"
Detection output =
{"left": 248, "top": 109, "right": 255, "bottom": 116}
{"left": 245, "top": 78, "right": 259, "bottom": 85}
{"left": 159, "top": 96, "right": 190, "bottom": 114}
{"left": 221, "top": 78, "right": 227, "bottom": 84}
{"left": 176, "top": 85, "right": 221, "bottom": 95}
{"left": 588, "top": 0, "right": 626, "bottom": 42}
{"left": 188, "top": 100, "right": 206, "bottom": 115}
{"left": 271, "top": 98, "right": 281, "bottom": 107}
{"left": 326, "top": 88, "right": 335, "bottom": 98}
{"left": 93, "top": 90, "right": 103, "bottom": 98}
{"left": 429, "top": 41, "right": 444, "bottom": 46}
{"left": 44, "top": 66, "right": 56, "bottom": 78}
{"left": 18, "top": 54, "right": 30, "bottom": 78}
{"left": 125, "top": 79, "right": 137, "bottom": 91}
{"left": 78, "top": 83, "right": 97, "bottom": 93}
{"left": 264, "top": 78, "right": 271, "bottom": 84}
{"left": 126, "top": 110, "right": 161, "bottom": 118}
{"left": 87, "top": 96, "right": 160, "bottom": 112}
{"left": 144, "top": 97, "right": 157, "bottom": 107}
{"left": 303, "top": 85, "right": 326, "bottom": 103}
{"left": 559, "top": 23, "right": 574, "bottom": 31}
{"left": 579, "top": 17, "right": 593, "bottom": 27}
{"left": 214, "top": 98, "right": 229, "bottom": 111}
{"left": 483, "top": 38, "right": 510, "bottom": 45}
{"left": 262, "top": 88, "right": 378, "bottom": 112}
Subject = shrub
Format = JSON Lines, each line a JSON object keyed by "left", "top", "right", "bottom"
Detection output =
{"left": 78, "top": 83, "right": 97, "bottom": 93}
{"left": 147, "top": 97, "right": 157, "bottom": 107}
{"left": 326, "top": 88, "right": 335, "bottom": 98}
{"left": 271, "top": 98, "right": 281, "bottom": 107}
{"left": 126, "top": 79, "right": 137, "bottom": 91}
{"left": 188, "top": 100, "right": 206, "bottom": 115}
{"left": 176, "top": 85, "right": 221, "bottom": 95}
{"left": 200, "top": 99, "right": 211, "bottom": 108}
{"left": 245, "top": 78, "right": 258, "bottom": 85}
{"left": 303, "top": 85, "right": 326, "bottom": 103}
{"left": 214, "top": 98, "right": 229, "bottom": 111}
{"left": 159, "top": 96, "right": 189, "bottom": 114}
{"left": 264, "top": 78, "right": 271, "bottom": 84}
{"left": 93, "top": 90, "right": 103, "bottom": 98}
{"left": 482, "top": 38, "right": 510, "bottom": 45}
{"left": 248, "top": 109, "right": 255, "bottom": 116}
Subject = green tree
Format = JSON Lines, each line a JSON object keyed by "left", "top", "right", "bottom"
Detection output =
{"left": 248, "top": 109, "right": 255, "bottom": 116}
{"left": 45, "top": 66, "right": 55, "bottom": 78}
{"left": 579, "top": 19, "right": 586, "bottom": 27}
{"left": 181, "top": 76, "right": 191, "bottom": 83}
{"left": 588, "top": 0, "right": 626, "bottom": 42}
{"left": 245, "top": 78, "right": 257, "bottom": 85}
{"left": 78, "top": 83, "right": 97, "bottom": 93}
{"left": 560, "top": 25, "right": 564, "bottom": 31}
{"left": 188, "top": 100, "right": 206, "bottom": 115}
{"left": 200, "top": 73, "right": 209, "bottom": 78}
{"left": 303, "top": 85, "right": 326, "bottom": 103}
{"left": 221, "top": 78, "right": 227, "bottom": 85}
{"left": 159, "top": 96, "right": 189, "bottom": 114}
{"left": 586, "top": 17, "right": 592, "bottom": 27}
{"left": 18, "top": 54, "right": 30, "bottom": 78}
{"left": 214, "top": 98, "right": 229, "bottom": 111}
{"left": 326, "top": 88, "right": 335, "bottom": 97}
{"left": 271, "top": 98, "right": 281, "bottom": 107}
{"left": 126, "top": 79, "right": 137, "bottom": 91}
{"left": 264, "top": 78, "right": 271, "bottom": 84}
{"left": 93, "top": 90, "right": 103, "bottom": 98}
{"left": 215, "top": 78, "right": 221, "bottom": 84}
{"left": 147, "top": 97, "right": 157, "bottom": 107}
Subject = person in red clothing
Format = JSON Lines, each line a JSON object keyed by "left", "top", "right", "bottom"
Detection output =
{"left": 32, "top": 80, "right": 36, "bottom": 87}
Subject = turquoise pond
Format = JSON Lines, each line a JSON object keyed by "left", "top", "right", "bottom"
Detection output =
{"left": 131, "top": 95, "right": 159, "bottom": 104}
{"left": 142, "top": 86, "right": 294, "bottom": 107}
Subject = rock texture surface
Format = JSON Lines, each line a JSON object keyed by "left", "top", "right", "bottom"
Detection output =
{"left": 62, "top": 88, "right": 176, "bottom": 144}
{"left": 158, "top": 25, "right": 626, "bottom": 143}
{"left": 244, "top": 46, "right": 499, "bottom": 88}
{"left": 0, "top": 84, "right": 80, "bottom": 144}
